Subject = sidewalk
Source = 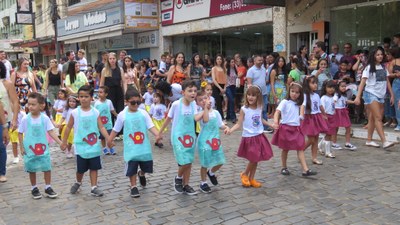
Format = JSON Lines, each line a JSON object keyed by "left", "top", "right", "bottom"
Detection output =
{"left": 337, "top": 124, "right": 400, "bottom": 143}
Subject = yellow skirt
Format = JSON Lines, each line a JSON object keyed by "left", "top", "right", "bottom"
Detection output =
{"left": 9, "top": 129, "right": 19, "bottom": 143}
{"left": 196, "top": 121, "right": 201, "bottom": 133}
{"left": 61, "top": 126, "right": 74, "bottom": 144}
{"left": 55, "top": 114, "right": 63, "bottom": 124}
{"left": 153, "top": 118, "right": 167, "bottom": 132}
{"left": 145, "top": 105, "right": 151, "bottom": 113}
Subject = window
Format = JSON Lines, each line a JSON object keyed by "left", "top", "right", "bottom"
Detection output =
{"left": 68, "top": 0, "right": 81, "bottom": 6}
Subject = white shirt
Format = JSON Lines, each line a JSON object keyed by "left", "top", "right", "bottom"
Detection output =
{"left": 276, "top": 99, "right": 300, "bottom": 126}
{"left": 320, "top": 95, "right": 335, "bottom": 115}
{"left": 333, "top": 93, "right": 347, "bottom": 109}
{"left": 200, "top": 110, "right": 224, "bottom": 128}
{"left": 303, "top": 93, "right": 321, "bottom": 114}
{"left": 143, "top": 92, "right": 154, "bottom": 106}
{"left": 94, "top": 99, "right": 115, "bottom": 111}
{"left": 16, "top": 111, "right": 26, "bottom": 126}
{"left": 159, "top": 61, "right": 166, "bottom": 73}
{"left": 53, "top": 99, "right": 67, "bottom": 115}
{"left": 168, "top": 99, "right": 198, "bottom": 131}
{"left": 78, "top": 58, "right": 87, "bottom": 71}
{"left": 149, "top": 103, "right": 167, "bottom": 121}
{"left": 168, "top": 83, "right": 182, "bottom": 102}
{"left": 210, "top": 96, "right": 216, "bottom": 109}
{"left": 19, "top": 114, "right": 54, "bottom": 133}
{"left": 241, "top": 106, "right": 263, "bottom": 137}
{"left": 2, "top": 59, "right": 12, "bottom": 80}
{"left": 62, "top": 108, "right": 74, "bottom": 123}
{"left": 362, "top": 64, "right": 388, "bottom": 99}
{"left": 70, "top": 108, "right": 100, "bottom": 134}
{"left": 113, "top": 108, "right": 154, "bottom": 133}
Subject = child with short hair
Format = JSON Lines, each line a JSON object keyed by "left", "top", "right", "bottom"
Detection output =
{"left": 142, "top": 84, "right": 154, "bottom": 112}
{"left": 58, "top": 95, "right": 79, "bottom": 158}
{"left": 107, "top": 90, "right": 160, "bottom": 198}
{"left": 94, "top": 86, "right": 118, "bottom": 155}
{"left": 157, "top": 80, "right": 203, "bottom": 195}
{"left": 149, "top": 92, "right": 167, "bottom": 148}
{"left": 61, "top": 85, "right": 110, "bottom": 197}
{"left": 9, "top": 109, "right": 26, "bottom": 164}
{"left": 18, "top": 93, "right": 62, "bottom": 199}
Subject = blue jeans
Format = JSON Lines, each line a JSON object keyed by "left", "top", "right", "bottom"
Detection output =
{"left": 0, "top": 126, "right": 6, "bottom": 176}
{"left": 225, "top": 85, "right": 236, "bottom": 121}
{"left": 393, "top": 79, "right": 400, "bottom": 128}
{"left": 262, "top": 94, "right": 269, "bottom": 130}
{"left": 384, "top": 93, "right": 396, "bottom": 118}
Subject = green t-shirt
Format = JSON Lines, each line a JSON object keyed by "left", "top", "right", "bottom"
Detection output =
{"left": 289, "top": 69, "right": 302, "bottom": 82}
{"left": 65, "top": 72, "right": 88, "bottom": 93}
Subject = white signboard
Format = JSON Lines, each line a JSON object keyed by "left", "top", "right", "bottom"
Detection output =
{"left": 137, "top": 31, "right": 159, "bottom": 49}
{"left": 173, "top": 0, "right": 211, "bottom": 24}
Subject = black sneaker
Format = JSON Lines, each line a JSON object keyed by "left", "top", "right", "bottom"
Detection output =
{"left": 45, "top": 187, "right": 58, "bottom": 199}
{"left": 31, "top": 187, "right": 42, "bottom": 199}
{"left": 183, "top": 185, "right": 197, "bottom": 195}
{"left": 199, "top": 183, "right": 212, "bottom": 193}
{"left": 70, "top": 182, "right": 81, "bottom": 194}
{"left": 155, "top": 142, "right": 164, "bottom": 148}
{"left": 130, "top": 187, "right": 140, "bottom": 198}
{"left": 174, "top": 177, "right": 183, "bottom": 193}
{"left": 207, "top": 170, "right": 218, "bottom": 186}
{"left": 281, "top": 168, "right": 290, "bottom": 176}
{"left": 90, "top": 187, "right": 104, "bottom": 197}
{"left": 302, "top": 169, "right": 317, "bottom": 177}
{"left": 264, "top": 127, "right": 274, "bottom": 134}
{"left": 138, "top": 170, "right": 146, "bottom": 187}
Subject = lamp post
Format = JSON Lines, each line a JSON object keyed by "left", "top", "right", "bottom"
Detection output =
{"left": 51, "top": 0, "right": 60, "bottom": 61}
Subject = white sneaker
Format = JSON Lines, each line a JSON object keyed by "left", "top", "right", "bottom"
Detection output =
{"left": 383, "top": 141, "right": 395, "bottom": 149}
{"left": 344, "top": 143, "right": 357, "bottom": 151}
{"left": 12, "top": 157, "right": 19, "bottom": 164}
{"left": 66, "top": 151, "right": 74, "bottom": 158}
{"left": 394, "top": 127, "right": 400, "bottom": 131}
{"left": 366, "top": 141, "right": 380, "bottom": 148}
{"left": 331, "top": 143, "right": 343, "bottom": 150}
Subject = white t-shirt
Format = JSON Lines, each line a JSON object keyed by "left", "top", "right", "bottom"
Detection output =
{"left": 168, "top": 83, "right": 182, "bottom": 102}
{"left": 16, "top": 111, "right": 26, "bottom": 126}
{"left": 200, "top": 110, "right": 224, "bottom": 128}
{"left": 362, "top": 64, "right": 388, "bottom": 99}
{"left": 19, "top": 114, "right": 54, "bottom": 134}
{"left": 168, "top": 99, "right": 198, "bottom": 131}
{"left": 2, "top": 59, "right": 12, "bottom": 80}
{"left": 210, "top": 96, "right": 216, "bottom": 109}
{"left": 149, "top": 103, "right": 167, "bottom": 121}
{"left": 53, "top": 99, "right": 67, "bottom": 115}
{"left": 94, "top": 99, "right": 115, "bottom": 111}
{"left": 333, "top": 93, "right": 347, "bottom": 109}
{"left": 159, "top": 61, "right": 166, "bottom": 73}
{"left": 70, "top": 108, "right": 100, "bottom": 134}
{"left": 143, "top": 92, "right": 154, "bottom": 106}
{"left": 62, "top": 108, "right": 74, "bottom": 123}
{"left": 320, "top": 95, "right": 335, "bottom": 115}
{"left": 113, "top": 108, "right": 154, "bottom": 132}
{"left": 78, "top": 58, "right": 87, "bottom": 71}
{"left": 302, "top": 93, "right": 321, "bottom": 114}
{"left": 241, "top": 106, "right": 263, "bottom": 137}
{"left": 276, "top": 99, "right": 300, "bottom": 126}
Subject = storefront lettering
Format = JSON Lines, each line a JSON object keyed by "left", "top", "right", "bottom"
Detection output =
{"left": 176, "top": 0, "right": 203, "bottom": 9}
{"left": 65, "top": 19, "right": 79, "bottom": 31}
{"left": 83, "top": 11, "right": 107, "bottom": 27}
{"left": 219, "top": 0, "right": 247, "bottom": 12}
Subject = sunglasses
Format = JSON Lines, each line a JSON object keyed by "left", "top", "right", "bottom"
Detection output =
{"left": 129, "top": 100, "right": 142, "bottom": 105}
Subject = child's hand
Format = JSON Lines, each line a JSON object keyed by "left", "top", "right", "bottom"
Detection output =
{"left": 20, "top": 147, "right": 25, "bottom": 156}
{"left": 155, "top": 134, "right": 163, "bottom": 143}
{"left": 224, "top": 127, "right": 231, "bottom": 135}
{"left": 107, "top": 141, "right": 115, "bottom": 149}
{"left": 272, "top": 123, "right": 279, "bottom": 130}
{"left": 60, "top": 143, "right": 67, "bottom": 151}
{"left": 322, "top": 114, "right": 328, "bottom": 120}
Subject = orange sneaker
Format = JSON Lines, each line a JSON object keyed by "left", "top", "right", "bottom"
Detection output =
{"left": 240, "top": 173, "right": 250, "bottom": 187}
{"left": 250, "top": 179, "right": 262, "bottom": 188}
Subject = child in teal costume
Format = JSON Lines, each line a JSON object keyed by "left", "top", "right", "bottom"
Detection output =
{"left": 18, "top": 93, "right": 62, "bottom": 199}
{"left": 61, "top": 85, "right": 111, "bottom": 197}
{"left": 158, "top": 80, "right": 204, "bottom": 196}
{"left": 196, "top": 90, "right": 229, "bottom": 193}
{"left": 108, "top": 90, "right": 160, "bottom": 198}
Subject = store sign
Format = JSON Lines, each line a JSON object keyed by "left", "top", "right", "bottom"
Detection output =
{"left": 161, "top": 0, "right": 268, "bottom": 25}
{"left": 88, "top": 41, "right": 98, "bottom": 53}
{"left": 57, "top": 7, "right": 122, "bottom": 37}
{"left": 97, "top": 34, "right": 135, "bottom": 51}
{"left": 124, "top": 0, "right": 158, "bottom": 29}
{"left": 137, "top": 31, "right": 159, "bottom": 49}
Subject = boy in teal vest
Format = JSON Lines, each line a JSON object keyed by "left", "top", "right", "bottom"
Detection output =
{"left": 61, "top": 85, "right": 110, "bottom": 197}
{"left": 108, "top": 90, "right": 160, "bottom": 198}
{"left": 18, "top": 93, "right": 62, "bottom": 199}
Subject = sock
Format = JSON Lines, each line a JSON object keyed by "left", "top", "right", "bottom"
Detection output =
{"left": 346, "top": 142, "right": 350, "bottom": 145}
{"left": 201, "top": 181, "right": 207, "bottom": 185}
{"left": 208, "top": 170, "right": 215, "bottom": 176}
{"left": 131, "top": 186, "right": 137, "bottom": 189}
{"left": 105, "top": 146, "right": 110, "bottom": 150}
{"left": 32, "top": 185, "right": 37, "bottom": 190}
{"left": 176, "top": 176, "right": 183, "bottom": 179}
{"left": 45, "top": 184, "right": 51, "bottom": 190}
{"left": 91, "top": 186, "right": 97, "bottom": 190}
{"left": 76, "top": 181, "right": 82, "bottom": 185}
{"left": 325, "top": 141, "right": 331, "bottom": 154}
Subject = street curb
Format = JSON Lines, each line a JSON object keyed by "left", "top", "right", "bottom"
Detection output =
{"left": 337, "top": 127, "right": 400, "bottom": 143}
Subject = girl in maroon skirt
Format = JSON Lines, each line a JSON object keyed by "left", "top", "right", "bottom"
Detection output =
{"left": 331, "top": 80, "right": 357, "bottom": 150}
{"left": 301, "top": 76, "right": 328, "bottom": 165}
{"left": 320, "top": 80, "right": 338, "bottom": 158}
{"left": 271, "top": 82, "right": 317, "bottom": 176}
{"left": 226, "top": 86, "right": 273, "bottom": 188}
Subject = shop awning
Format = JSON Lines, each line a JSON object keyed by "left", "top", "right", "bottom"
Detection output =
{"left": 243, "top": 0, "right": 285, "bottom": 6}
{"left": 11, "top": 40, "right": 39, "bottom": 48}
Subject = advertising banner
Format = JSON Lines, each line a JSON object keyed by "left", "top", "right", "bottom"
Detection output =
{"left": 124, "top": 0, "right": 159, "bottom": 29}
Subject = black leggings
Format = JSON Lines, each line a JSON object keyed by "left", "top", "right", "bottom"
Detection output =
{"left": 212, "top": 84, "right": 225, "bottom": 119}
{"left": 107, "top": 85, "right": 124, "bottom": 135}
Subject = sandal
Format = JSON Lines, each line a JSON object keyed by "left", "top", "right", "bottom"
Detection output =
{"left": 325, "top": 153, "right": 336, "bottom": 158}
{"left": 250, "top": 179, "right": 262, "bottom": 188}
{"left": 390, "top": 123, "right": 398, "bottom": 128}
{"left": 312, "top": 159, "right": 323, "bottom": 165}
{"left": 383, "top": 121, "right": 390, "bottom": 127}
{"left": 240, "top": 173, "right": 250, "bottom": 187}
{"left": 302, "top": 169, "right": 317, "bottom": 176}
{"left": 281, "top": 168, "right": 290, "bottom": 175}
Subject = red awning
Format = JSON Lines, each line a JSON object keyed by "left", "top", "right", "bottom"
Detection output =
{"left": 18, "top": 41, "right": 39, "bottom": 48}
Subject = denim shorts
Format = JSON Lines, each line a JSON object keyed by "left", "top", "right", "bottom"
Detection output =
{"left": 363, "top": 91, "right": 384, "bottom": 105}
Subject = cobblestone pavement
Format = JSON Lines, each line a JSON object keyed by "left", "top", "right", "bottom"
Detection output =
{"left": 0, "top": 128, "right": 399, "bottom": 225}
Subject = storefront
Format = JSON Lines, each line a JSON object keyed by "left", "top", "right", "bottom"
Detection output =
{"left": 160, "top": 0, "right": 286, "bottom": 58}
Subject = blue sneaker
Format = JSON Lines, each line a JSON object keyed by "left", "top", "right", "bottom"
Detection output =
{"left": 103, "top": 148, "right": 110, "bottom": 155}
{"left": 109, "top": 148, "right": 116, "bottom": 155}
